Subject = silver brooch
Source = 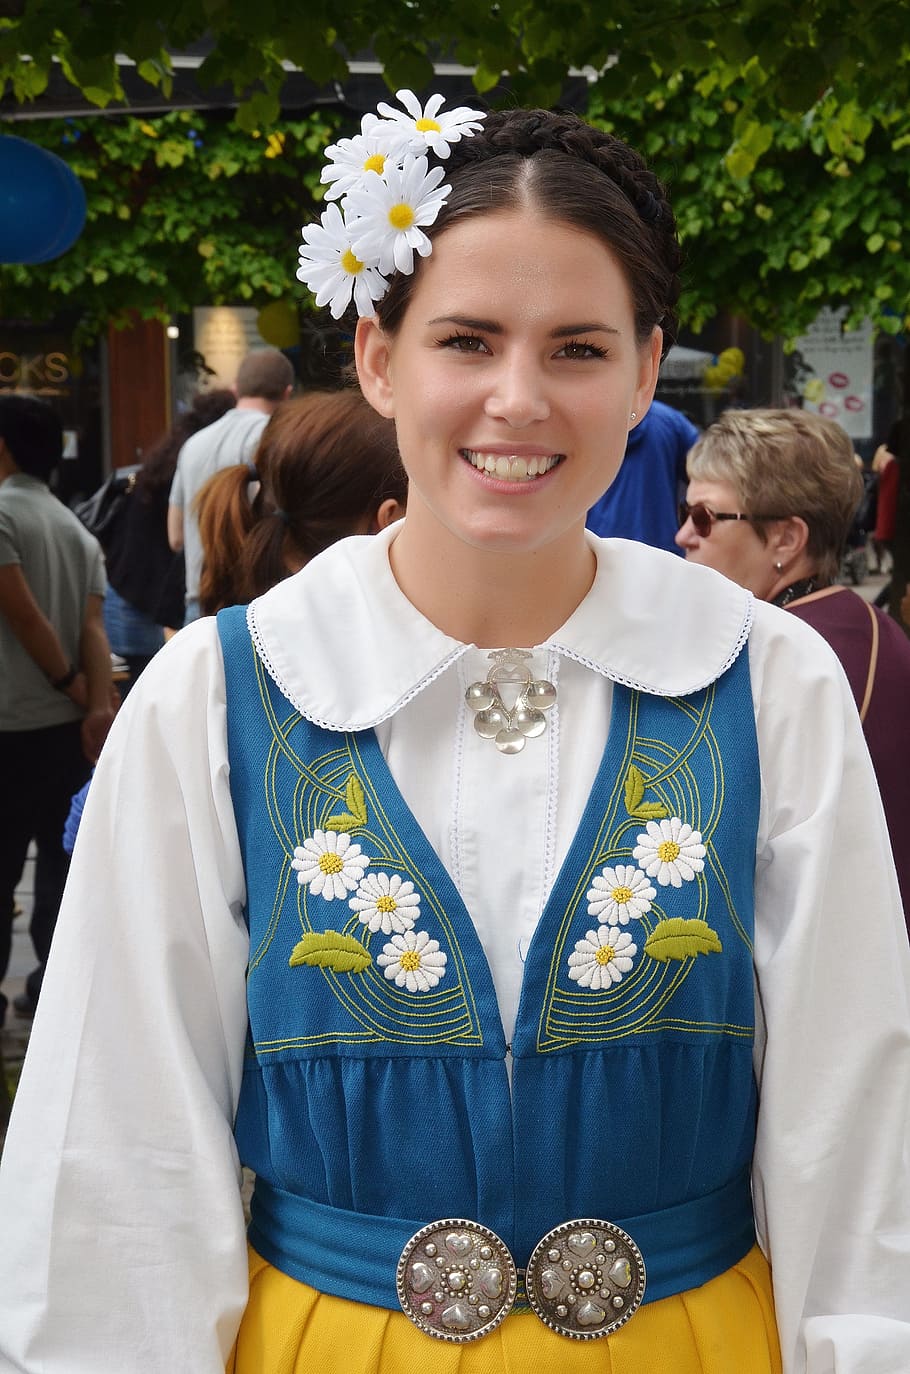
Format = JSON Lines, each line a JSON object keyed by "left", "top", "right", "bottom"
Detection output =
{"left": 465, "top": 649, "right": 557, "bottom": 755}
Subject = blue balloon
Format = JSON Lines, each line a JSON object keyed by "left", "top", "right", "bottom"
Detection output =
{"left": 0, "top": 134, "right": 87, "bottom": 265}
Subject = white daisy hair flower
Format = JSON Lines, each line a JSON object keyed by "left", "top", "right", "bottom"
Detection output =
{"left": 298, "top": 91, "right": 485, "bottom": 317}
{"left": 349, "top": 871, "right": 421, "bottom": 935}
{"left": 346, "top": 155, "right": 451, "bottom": 277}
{"left": 587, "top": 864, "right": 656, "bottom": 925}
{"left": 296, "top": 201, "right": 389, "bottom": 320}
{"left": 377, "top": 928, "right": 448, "bottom": 992}
{"left": 632, "top": 817, "right": 706, "bottom": 889}
{"left": 320, "top": 112, "right": 409, "bottom": 201}
{"left": 374, "top": 89, "right": 487, "bottom": 159}
{"left": 291, "top": 828, "right": 370, "bottom": 900}
{"left": 568, "top": 925, "right": 638, "bottom": 991}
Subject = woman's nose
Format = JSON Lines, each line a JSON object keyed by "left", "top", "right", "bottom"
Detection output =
{"left": 483, "top": 358, "right": 550, "bottom": 427}
{"left": 675, "top": 517, "right": 696, "bottom": 551}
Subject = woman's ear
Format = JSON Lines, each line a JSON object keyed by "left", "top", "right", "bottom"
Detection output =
{"left": 372, "top": 497, "right": 407, "bottom": 532}
{"left": 632, "top": 327, "right": 662, "bottom": 425}
{"left": 769, "top": 515, "right": 809, "bottom": 562}
{"left": 355, "top": 317, "right": 395, "bottom": 419}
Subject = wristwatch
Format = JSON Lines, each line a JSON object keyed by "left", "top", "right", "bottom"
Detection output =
{"left": 50, "top": 664, "right": 79, "bottom": 692}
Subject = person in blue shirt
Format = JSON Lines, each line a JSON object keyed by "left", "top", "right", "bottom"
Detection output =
{"left": 586, "top": 398, "right": 698, "bottom": 553}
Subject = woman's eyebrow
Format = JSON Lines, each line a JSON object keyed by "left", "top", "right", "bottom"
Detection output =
{"left": 550, "top": 323, "right": 621, "bottom": 338}
{"left": 427, "top": 315, "right": 502, "bottom": 332}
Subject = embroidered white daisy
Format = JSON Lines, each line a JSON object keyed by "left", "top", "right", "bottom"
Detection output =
{"left": 349, "top": 871, "right": 421, "bottom": 935}
{"left": 292, "top": 829, "right": 370, "bottom": 900}
{"left": 374, "top": 89, "right": 486, "bottom": 159}
{"left": 632, "top": 817, "right": 706, "bottom": 888}
{"left": 346, "top": 156, "right": 450, "bottom": 276}
{"left": 568, "top": 926, "right": 638, "bottom": 990}
{"left": 586, "top": 864, "right": 656, "bottom": 925}
{"left": 320, "top": 113, "right": 408, "bottom": 201}
{"left": 296, "top": 201, "right": 389, "bottom": 320}
{"left": 377, "top": 929, "right": 448, "bottom": 992}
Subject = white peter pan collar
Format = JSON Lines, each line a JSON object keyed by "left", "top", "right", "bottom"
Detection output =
{"left": 247, "top": 524, "right": 753, "bottom": 732}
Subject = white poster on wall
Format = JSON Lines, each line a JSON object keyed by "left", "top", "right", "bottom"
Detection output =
{"left": 791, "top": 306, "right": 874, "bottom": 440}
{"left": 192, "top": 306, "right": 270, "bottom": 389}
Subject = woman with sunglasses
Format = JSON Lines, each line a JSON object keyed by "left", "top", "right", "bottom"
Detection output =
{"left": 677, "top": 405, "right": 910, "bottom": 922}
{"left": 1, "top": 99, "right": 908, "bottom": 1374}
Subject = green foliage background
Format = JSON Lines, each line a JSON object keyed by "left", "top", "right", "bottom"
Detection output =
{"left": 3, "top": 70, "right": 909, "bottom": 347}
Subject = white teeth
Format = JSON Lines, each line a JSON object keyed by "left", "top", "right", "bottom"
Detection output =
{"left": 464, "top": 451, "right": 560, "bottom": 482}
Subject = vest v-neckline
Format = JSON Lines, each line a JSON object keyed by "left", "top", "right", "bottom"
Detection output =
{"left": 348, "top": 686, "right": 631, "bottom": 1058}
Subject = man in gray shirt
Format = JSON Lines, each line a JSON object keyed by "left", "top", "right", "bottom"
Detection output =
{"left": 0, "top": 395, "right": 115, "bottom": 1024}
{"left": 168, "top": 348, "right": 294, "bottom": 622}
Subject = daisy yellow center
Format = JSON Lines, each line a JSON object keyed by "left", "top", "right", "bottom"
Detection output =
{"left": 657, "top": 840, "right": 681, "bottom": 863}
{"left": 363, "top": 152, "right": 385, "bottom": 174}
{"left": 319, "top": 852, "right": 344, "bottom": 875}
{"left": 595, "top": 945, "right": 616, "bottom": 965}
{"left": 611, "top": 886, "right": 633, "bottom": 906}
{"left": 400, "top": 950, "right": 422, "bottom": 971}
{"left": 416, "top": 117, "right": 442, "bottom": 132}
{"left": 388, "top": 202, "right": 415, "bottom": 231}
{"left": 376, "top": 895, "right": 398, "bottom": 913}
{"left": 341, "top": 248, "right": 364, "bottom": 275}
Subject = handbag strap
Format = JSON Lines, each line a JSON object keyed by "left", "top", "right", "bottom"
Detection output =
{"left": 859, "top": 599, "right": 880, "bottom": 724}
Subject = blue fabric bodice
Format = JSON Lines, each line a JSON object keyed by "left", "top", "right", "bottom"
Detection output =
{"left": 218, "top": 607, "right": 761, "bottom": 1301}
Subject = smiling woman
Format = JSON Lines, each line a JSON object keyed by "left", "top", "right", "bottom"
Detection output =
{"left": 1, "top": 96, "right": 909, "bottom": 1374}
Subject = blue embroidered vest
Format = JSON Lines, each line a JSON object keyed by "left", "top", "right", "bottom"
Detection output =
{"left": 218, "top": 607, "right": 760, "bottom": 1310}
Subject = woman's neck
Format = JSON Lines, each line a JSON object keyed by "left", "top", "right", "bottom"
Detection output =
{"left": 389, "top": 519, "right": 596, "bottom": 648}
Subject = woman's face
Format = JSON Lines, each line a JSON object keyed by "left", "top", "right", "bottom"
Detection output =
{"left": 356, "top": 208, "right": 661, "bottom": 559}
{"left": 676, "top": 476, "right": 780, "bottom": 597}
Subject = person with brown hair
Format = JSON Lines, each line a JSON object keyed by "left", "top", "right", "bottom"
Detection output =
{"left": 167, "top": 348, "right": 295, "bottom": 623}
{"left": 195, "top": 390, "right": 407, "bottom": 616}
{"left": 677, "top": 405, "right": 910, "bottom": 920}
{"left": 0, "top": 96, "right": 908, "bottom": 1374}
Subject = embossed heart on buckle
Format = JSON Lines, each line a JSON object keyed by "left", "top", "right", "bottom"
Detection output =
{"left": 566, "top": 1232, "right": 597, "bottom": 1259}
{"left": 409, "top": 1261, "right": 435, "bottom": 1293}
{"left": 445, "top": 1232, "right": 473, "bottom": 1257}
{"left": 576, "top": 1301, "right": 607, "bottom": 1328}
{"left": 609, "top": 1257, "right": 632, "bottom": 1288}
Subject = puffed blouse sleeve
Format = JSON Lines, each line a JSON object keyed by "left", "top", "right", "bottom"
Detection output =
{"left": 748, "top": 602, "right": 910, "bottom": 1374}
{"left": 0, "top": 618, "right": 251, "bottom": 1374}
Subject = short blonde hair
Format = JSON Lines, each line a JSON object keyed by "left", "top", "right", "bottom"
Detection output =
{"left": 687, "top": 408, "right": 863, "bottom": 582}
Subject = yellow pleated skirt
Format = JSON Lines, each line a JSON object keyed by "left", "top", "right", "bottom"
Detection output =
{"left": 228, "top": 1244, "right": 781, "bottom": 1374}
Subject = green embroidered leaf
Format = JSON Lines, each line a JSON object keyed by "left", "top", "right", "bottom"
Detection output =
{"left": 345, "top": 773, "right": 368, "bottom": 825}
{"left": 624, "top": 764, "right": 645, "bottom": 813}
{"left": 289, "top": 930, "right": 372, "bottom": 974}
{"left": 631, "top": 801, "right": 670, "bottom": 820}
{"left": 644, "top": 919, "right": 723, "bottom": 963}
{"left": 323, "top": 812, "right": 359, "bottom": 832}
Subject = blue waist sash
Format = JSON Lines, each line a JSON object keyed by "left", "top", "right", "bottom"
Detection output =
{"left": 248, "top": 1165, "right": 756, "bottom": 1311}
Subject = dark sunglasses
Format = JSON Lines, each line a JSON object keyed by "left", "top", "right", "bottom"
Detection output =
{"left": 678, "top": 501, "right": 789, "bottom": 538}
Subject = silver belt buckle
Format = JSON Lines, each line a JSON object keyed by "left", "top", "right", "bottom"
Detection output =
{"left": 397, "top": 1218, "right": 518, "bottom": 1342}
{"left": 525, "top": 1218, "right": 646, "bottom": 1339}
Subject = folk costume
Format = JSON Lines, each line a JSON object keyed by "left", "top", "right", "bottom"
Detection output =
{"left": 1, "top": 529, "right": 908, "bottom": 1374}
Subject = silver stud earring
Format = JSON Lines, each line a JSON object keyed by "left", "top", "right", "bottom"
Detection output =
{"left": 630, "top": 411, "right": 637, "bottom": 422}
{"left": 774, "top": 560, "right": 783, "bottom": 572}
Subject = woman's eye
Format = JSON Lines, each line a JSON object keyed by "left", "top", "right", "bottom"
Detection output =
{"left": 438, "top": 332, "right": 489, "bottom": 353}
{"left": 557, "top": 340, "right": 608, "bottom": 360}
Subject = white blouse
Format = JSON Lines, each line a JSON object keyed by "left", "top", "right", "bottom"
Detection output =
{"left": 0, "top": 528, "right": 908, "bottom": 1374}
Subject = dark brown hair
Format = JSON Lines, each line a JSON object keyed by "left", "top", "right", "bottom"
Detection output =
{"left": 374, "top": 108, "right": 682, "bottom": 356}
{"left": 197, "top": 391, "right": 406, "bottom": 613}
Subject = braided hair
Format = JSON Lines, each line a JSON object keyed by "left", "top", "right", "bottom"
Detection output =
{"left": 374, "top": 108, "right": 682, "bottom": 357}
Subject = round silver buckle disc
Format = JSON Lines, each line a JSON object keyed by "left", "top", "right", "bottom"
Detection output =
{"left": 525, "top": 1218, "right": 646, "bottom": 1339}
{"left": 397, "top": 1218, "right": 518, "bottom": 1342}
